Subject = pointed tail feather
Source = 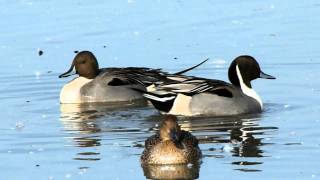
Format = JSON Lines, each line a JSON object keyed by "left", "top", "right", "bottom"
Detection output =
{"left": 174, "top": 58, "right": 209, "bottom": 75}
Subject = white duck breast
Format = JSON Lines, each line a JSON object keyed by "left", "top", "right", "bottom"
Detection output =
{"left": 60, "top": 77, "right": 93, "bottom": 104}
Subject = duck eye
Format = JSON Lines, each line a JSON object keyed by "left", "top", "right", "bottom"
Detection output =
{"left": 80, "top": 60, "right": 86, "bottom": 64}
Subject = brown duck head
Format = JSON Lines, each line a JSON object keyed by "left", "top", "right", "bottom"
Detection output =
{"left": 159, "top": 115, "right": 181, "bottom": 142}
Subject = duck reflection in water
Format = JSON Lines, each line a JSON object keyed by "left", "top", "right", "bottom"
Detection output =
{"left": 176, "top": 113, "right": 277, "bottom": 172}
{"left": 60, "top": 104, "right": 104, "bottom": 161}
{"left": 141, "top": 115, "right": 202, "bottom": 179}
{"left": 60, "top": 101, "right": 149, "bottom": 162}
{"left": 142, "top": 163, "right": 200, "bottom": 180}
{"left": 227, "top": 117, "right": 277, "bottom": 172}
{"left": 230, "top": 126, "right": 263, "bottom": 158}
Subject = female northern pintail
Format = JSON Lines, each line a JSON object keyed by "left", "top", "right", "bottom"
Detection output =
{"left": 141, "top": 115, "right": 202, "bottom": 164}
{"left": 59, "top": 51, "right": 207, "bottom": 103}
{"left": 141, "top": 55, "right": 276, "bottom": 116}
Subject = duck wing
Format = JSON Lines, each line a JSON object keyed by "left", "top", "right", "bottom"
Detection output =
{"left": 139, "top": 76, "right": 234, "bottom": 109}
{"left": 154, "top": 76, "right": 233, "bottom": 97}
{"left": 180, "top": 130, "right": 199, "bottom": 147}
{"left": 101, "top": 58, "right": 209, "bottom": 87}
{"left": 141, "top": 133, "right": 162, "bottom": 162}
{"left": 144, "top": 133, "right": 161, "bottom": 149}
{"left": 101, "top": 67, "right": 166, "bottom": 86}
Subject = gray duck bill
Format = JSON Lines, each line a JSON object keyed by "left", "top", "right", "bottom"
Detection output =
{"left": 259, "top": 71, "right": 276, "bottom": 79}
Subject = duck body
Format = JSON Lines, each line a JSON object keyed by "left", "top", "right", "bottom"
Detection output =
{"left": 141, "top": 131, "right": 201, "bottom": 164}
{"left": 145, "top": 78, "right": 260, "bottom": 116}
{"left": 191, "top": 90, "right": 261, "bottom": 116}
{"left": 142, "top": 55, "right": 275, "bottom": 116}
{"left": 60, "top": 68, "right": 151, "bottom": 103}
{"left": 59, "top": 51, "right": 208, "bottom": 104}
{"left": 141, "top": 115, "right": 201, "bottom": 165}
{"left": 172, "top": 86, "right": 261, "bottom": 116}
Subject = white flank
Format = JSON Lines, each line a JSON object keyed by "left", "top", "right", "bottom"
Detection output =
{"left": 60, "top": 77, "right": 92, "bottom": 103}
{"left": 143, "top": 93, "right": 175, "bottom": 102}
{"left": 236, "top": 65, "right": 263, "bottom": 109}
{"left": 168, "top": 94, "right": 192, "bottom": 116}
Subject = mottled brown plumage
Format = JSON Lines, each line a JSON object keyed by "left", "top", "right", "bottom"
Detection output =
{"left": 141, "top": 115, "right": 202, "bottom": 164}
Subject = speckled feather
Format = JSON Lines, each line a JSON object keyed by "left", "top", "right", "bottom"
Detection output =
{"left": 141, "top": 130, "right": 201, "bottom": 164}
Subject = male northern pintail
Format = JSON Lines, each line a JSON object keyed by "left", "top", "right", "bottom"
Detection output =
{"left": 59, "top": 51, "right": 207, "bottom": 103}
{"left": 141, "top": 115, "right": 202, "bottom": 164}
{"left": 140, "top": 55, "right": 276, "bottom": 116}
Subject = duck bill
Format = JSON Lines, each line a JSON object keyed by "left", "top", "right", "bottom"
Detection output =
{"left": 58, "top": 62, "right": 76, "bottom": 78}
{"left": 259, "top": 71, "right": 276, "bottom": 79}
{"left": 170, "top": 130, "right": 179, "bottom": 142}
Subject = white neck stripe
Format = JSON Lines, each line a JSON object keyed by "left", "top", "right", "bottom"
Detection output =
{"left": 236, "top": 65, "right": 263, "bottom": 109}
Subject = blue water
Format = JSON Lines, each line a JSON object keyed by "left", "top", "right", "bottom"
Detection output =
{"left": 1, "top": 1, "right": 320, "bottom": 179}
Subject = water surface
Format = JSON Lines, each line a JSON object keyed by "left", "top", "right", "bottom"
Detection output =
{"left": 1, "top": 1, "right": 320, "bottom": 179}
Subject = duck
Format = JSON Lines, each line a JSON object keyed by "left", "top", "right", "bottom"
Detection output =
{"left": 140, "top": 55, "right": 276, "bottom": 116}
{"left": 58, "top": 51, "right": 207, "bottom": 104}
{"left": 141, "top": 115, "right": 202, "bottom": 164}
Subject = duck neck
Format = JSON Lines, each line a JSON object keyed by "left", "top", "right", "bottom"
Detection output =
{"left": 236, "top": 65, "right": 263, "bottom": 109}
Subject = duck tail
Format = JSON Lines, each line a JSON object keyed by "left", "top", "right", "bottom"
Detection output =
{"left": 144, "top": 92, "right": 176, "bottom": 113}
{"left": 174, "top": 58, "right": 209, "bottom": 75}
{"left": 131, "top": 87, "right": 176, "bottom": 113}
{"left": 130, "top": 87, "right": 176, "bottom": 102}
{"left": 143, "top": 92, "right": 176, "bottom": 103}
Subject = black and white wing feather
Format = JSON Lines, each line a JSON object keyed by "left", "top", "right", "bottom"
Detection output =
{"left": 101, "top": 67, "right": 167, "bottom": 86}
{"left": 155, "top": 75, "right": 233, "bottom": 97}
{"left": 101, "top": 58, "right": 209, "bottom": 87}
